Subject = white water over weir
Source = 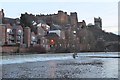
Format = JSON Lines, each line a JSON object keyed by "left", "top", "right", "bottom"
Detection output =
{"left": 1, "top": 52, "right": 119, "bottom": 65}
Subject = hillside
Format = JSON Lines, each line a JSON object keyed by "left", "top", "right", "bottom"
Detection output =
{"left": 78, "top": 26, "right": 120, "bottom": 52}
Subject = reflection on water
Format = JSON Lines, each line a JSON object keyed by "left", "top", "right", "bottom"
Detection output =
{"left": 48, "top": 61, "right": 56, "bottom": 78}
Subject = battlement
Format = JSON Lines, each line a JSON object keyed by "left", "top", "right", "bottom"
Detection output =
{"left": 58, "top": 10, "right": 64, "bottom": 14}
{"left": 70, "top": 12, "right": 77, "bottom": 16}
{"left": 94, "top": 17, "right": 102, "bottom": 29}
{"left": 70, "top": 12, "right": 78, "bottom": 27}
{"left": 36, "top": 10, "right": 78, "bottom": 27}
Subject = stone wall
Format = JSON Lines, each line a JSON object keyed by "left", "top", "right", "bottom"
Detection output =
{"left": 2, "top": 46, "right": 19, "bottom": 53}
{"left": 19, "top": 47, "right": 29, "bottom": 53}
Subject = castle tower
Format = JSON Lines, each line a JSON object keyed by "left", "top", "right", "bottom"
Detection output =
{"left": 70, "top": 12, "right": 78, "bottom": 27}
{"left": 94, "top": 17, "right": 102, "bottom": 29}
{"left": 23, "top": 27, "right": 31, "bottom": 47}
{"left": 57, "top": 10, "right": 68, "bottom": 25}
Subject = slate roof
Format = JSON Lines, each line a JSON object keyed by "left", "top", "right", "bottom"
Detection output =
{"left": 45, "top": 33, "right": 59, "bottom": 38}
{"left": 50, "top": 24, "right": 61, "bottom": 30}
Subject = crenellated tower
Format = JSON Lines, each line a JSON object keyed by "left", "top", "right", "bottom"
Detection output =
{"left": 94, "top": 17, "right": 102, "bottom": 29}
{"left": 57, "top": 10, "right": 68, "bottom": 25}
{"left": 70, "top": 12, "right": 78, "bottom": 27}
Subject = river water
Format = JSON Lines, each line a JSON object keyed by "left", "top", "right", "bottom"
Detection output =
{"left": 1, "top": 52, "right": 120, "bottom": 78}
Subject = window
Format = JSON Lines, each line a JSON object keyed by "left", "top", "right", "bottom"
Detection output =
{"left": 18, "top": 30, "right": 23, "bottom": 35}
{"left": 7, "top": 28, "right": 12, "bottom": 33}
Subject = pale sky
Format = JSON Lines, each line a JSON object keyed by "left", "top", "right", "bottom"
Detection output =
{"left": 0, "top": 0, "right": 119, "bottom": 35}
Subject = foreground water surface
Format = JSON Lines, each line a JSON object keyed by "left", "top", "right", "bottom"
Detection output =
{"left": 1, "top": 52, "right": 120, "bottom": 78}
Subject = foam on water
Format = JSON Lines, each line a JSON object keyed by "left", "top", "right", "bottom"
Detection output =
{"left": 1, "top": 55, "right": 73, "bottom": 65}
{"left": 1, "top": 52, "right": 119, "bottom": 65}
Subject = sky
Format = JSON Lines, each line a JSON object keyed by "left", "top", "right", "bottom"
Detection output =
{"left": 0, "top": 0, "right": 119, "bottom": 35}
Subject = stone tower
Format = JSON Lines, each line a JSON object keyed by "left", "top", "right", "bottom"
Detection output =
{"left": 70, "top": 12, "right": 78, "bottom": 27}
{"left": 94, "top": 17, "right": 102, "bottom": 29}
{"left": 57, "top": 10, "right": 68, "bottom": 25}
{"left": 24, "top": 27, "right": 31, "bottom": 47}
